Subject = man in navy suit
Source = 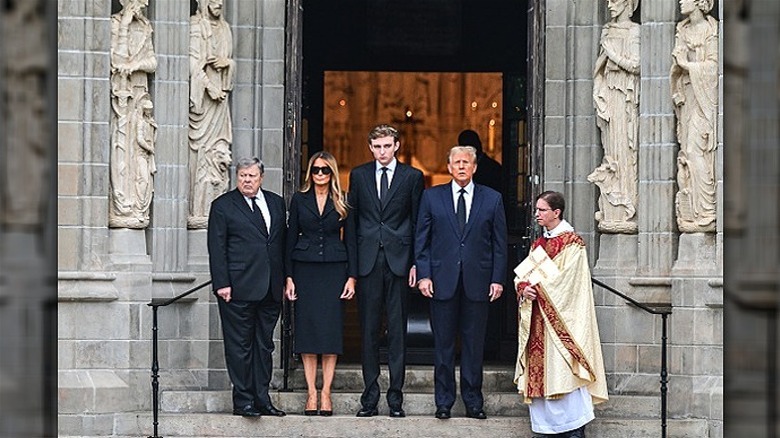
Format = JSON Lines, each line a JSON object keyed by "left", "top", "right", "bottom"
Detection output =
{"left": 415, "top": 145, "right": 507, "bottom": 420}
{"left": 207, "top": 157, "right": 287, "bottom": 417}
{"left": 347, "top": 124, "right": 424, "bottom": 418}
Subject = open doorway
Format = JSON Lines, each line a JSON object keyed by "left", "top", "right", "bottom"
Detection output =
{"left": 322, "top": 71, "right": 504, "bottom": 189}
{"left": 298, "top": 0, "right": 531, "bottom": 364}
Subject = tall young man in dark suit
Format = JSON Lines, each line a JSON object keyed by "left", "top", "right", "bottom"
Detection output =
{"left": 415, "top": 146, "right": 507, "bottom": 420}
{"left": 207, "top": 157, "right": 287, "bottom": 418}
{"left": 347, "top": 124, "right": 424, "bottom": 418}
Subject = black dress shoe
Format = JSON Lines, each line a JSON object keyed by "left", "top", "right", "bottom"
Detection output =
{"left": 356, "top": 406, "right": 379, "bottom": 417}
{"left": 319, "top": 409, "right": 333, "bottom": 416}
{"left": 466, "top": 408, "right": 487, "bottom": 420}
{"left": 389, "top": 406, "right": 406, "bottom": 418}
{"left": 233, "top": 404, "right": 261, "bottom": 417}
{"left": 434, "top": 407, "right": 451, "bottom": 420}
{"left": 304, "top": 409, "right": 319, "bottom": 416}
{"left": 258, "top": 404, "right": 286, "bottom": 417}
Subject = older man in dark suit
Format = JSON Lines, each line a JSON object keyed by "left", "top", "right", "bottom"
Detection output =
{"left": 207, "top": 157, "right": 287, "bottom": 418}
{"left": 347, "top": 124, "right": 424, "bottom": 418}
{"left": 415, "top": 145, "right": 507, "bottom": 420}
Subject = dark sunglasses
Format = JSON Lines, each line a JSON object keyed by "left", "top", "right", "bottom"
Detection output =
{"left": 311, "top": 165, "right": 332, "bottom": 175}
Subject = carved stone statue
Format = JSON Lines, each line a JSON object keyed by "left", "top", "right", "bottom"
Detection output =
{"left": 109, "top": 0, "right": 157, "bottom": 228}
{"left": 187, "top": 0, "right": 235, "bottom": 229}
{"left": 134, "top": 96, "right": 157, "bottom": 223}
{"left": 671, "top": 0, "right": 719, "bottom": 233}
{"left": 588, "top": 0, "right": 640, "bottom": 234}
{"left": 2, "top": 0, "right": 48, "bottom": 229}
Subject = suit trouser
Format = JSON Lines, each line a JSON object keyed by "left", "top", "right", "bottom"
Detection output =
{"left": 218, "top": 292, "right": 281, "bottom": 408}
{"left": 357, "top": 248, "right": 408, "bottom": 408}
{"left": 429, "top": 273, "right": 489, "bottom": 411}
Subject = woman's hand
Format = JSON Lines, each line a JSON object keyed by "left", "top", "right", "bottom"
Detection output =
{"left": 284, "top": 277, "right": 297, "bottom": 301}
{"left": 341, "top": 277, "right": 356, "bottom": 300}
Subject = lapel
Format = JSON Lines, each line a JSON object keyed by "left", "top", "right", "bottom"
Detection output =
{"left": 439, "top": 184, "right": 460, "bottom": 236}
{"left": 262, "top": 189, "right": 276, "bottom": 239}
{"left": 439, "top": 183, "right": 482, "bottom": 239}
{"left": 363, "top": 165, "right": 382, "bottom": 212}
{"left": 462, "top": 184, "right": 485, "bottom": 240}
{"left": 232, "top": 189, "right": 269, "bottom": 238}
{"left": 382, "top": 163, "right": 406, "bottom": 211}
{"left": 301, "top": 189, "right": 334, "bottom": 218}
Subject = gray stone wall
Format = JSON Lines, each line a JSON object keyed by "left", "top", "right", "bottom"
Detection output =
{"left": 57, "top": 0, "right": 723, "bottom": 435}
{"left": 541, "top": 1, "right": 723, "bottom": 436}
{"left": 57, "top": 0, "right": 288, "bottom": 432}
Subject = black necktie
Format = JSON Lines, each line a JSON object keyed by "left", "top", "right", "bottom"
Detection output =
{"left": 457, "top": 188, "right": 466, "bottom": 233}
{"left": 380, "top": 167, "right": 389, "bottom": 205}
{"left": 252, "top": 196, "right": 268, "bottom": 234}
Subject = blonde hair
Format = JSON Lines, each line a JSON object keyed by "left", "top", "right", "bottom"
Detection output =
{"left": 448, "top": 145, "right": 478, "bottom": 163}
{"left": 301, "top": 151, "right": 349, "bottom": 220}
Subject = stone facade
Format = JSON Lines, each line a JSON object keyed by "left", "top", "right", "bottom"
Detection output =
{"left": 542, "top": 1, "right": 722, "bottom": 436}
{"left": 57, "top": 0, "right": 723, "bottom": 436}
{"left": 58, "top": 0, "right": 287, "bottom": 434}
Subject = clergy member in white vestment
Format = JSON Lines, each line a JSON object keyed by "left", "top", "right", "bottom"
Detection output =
{"left": 514, "top": 191, "right": 608, "bottom": 438}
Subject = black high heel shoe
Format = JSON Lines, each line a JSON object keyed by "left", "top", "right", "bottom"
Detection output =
{"left": 319, "top": 392, "right": 333, "bottom": 416}
{"left": 304, "top": 393, "right": 318, "bottom": 416}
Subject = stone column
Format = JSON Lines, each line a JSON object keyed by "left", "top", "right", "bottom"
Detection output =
{"left": 632, "top": 0, "right": 677, "bottom": 301}
{"left": 150, "top": 1, "right": 191, "bottom": 275}
{"left": 668, "top": 1, "right": 724, "bottom": 431}
{"left": 542, "top": 0, "right": 602, "bottom": 241}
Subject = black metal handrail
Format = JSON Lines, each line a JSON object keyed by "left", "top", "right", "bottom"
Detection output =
{"left": 146, "top": 277, "right": 670, "bottom": 437}
{"left": 146, "top": 280, "right": 212, "bottom": 438}
{"left": 591, "top": 277, "right": 673, "bottom": 438}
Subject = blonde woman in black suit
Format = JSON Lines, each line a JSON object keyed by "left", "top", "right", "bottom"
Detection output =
{"left": 284, "top": 151, "right": 357, "bottom": 416}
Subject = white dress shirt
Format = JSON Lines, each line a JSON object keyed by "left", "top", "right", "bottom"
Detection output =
{"left": 375, "top": 158, "right": 398, "bottom": 198}
{"left": 450, "top": 180, "right": 475, "bottom": 223}
{"left": 244, "top": 191, "right": 271, "bottom": 233}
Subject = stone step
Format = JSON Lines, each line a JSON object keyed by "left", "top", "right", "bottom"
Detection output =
{"left": 160, "top": 365, "right": 665, "bottom": 419}
{"left": 162, "top": 390, "right": 662, "bottom": 419}
{"left": 60, "top": 412, "right": 710, "bottom": 438}
{"left": 277, "top": 364, "right": 518, "bottom": 393}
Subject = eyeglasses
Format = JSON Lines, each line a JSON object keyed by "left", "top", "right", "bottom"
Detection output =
{"left": 311, "top": 166, "right": 332, "bottom": 175}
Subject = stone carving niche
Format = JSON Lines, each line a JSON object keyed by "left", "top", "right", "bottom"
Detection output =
{"left": 588, "top": 0, "right": 640, "bottom": 234}
{"left": 187, "top": 0, "right": 235, "bottom": 229}
{"left": 108, "top": 0, "right": 158, "bottom": 229}
{"left": 671, "top": 0, "right": 719, "bottom": 233}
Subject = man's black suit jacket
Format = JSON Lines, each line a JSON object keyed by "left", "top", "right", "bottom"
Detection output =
{"left": 347, "top": 161, "right": 424, "bottom": 278}
{"left": 207, "top": 188, "right": 286, "bottom": 302}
